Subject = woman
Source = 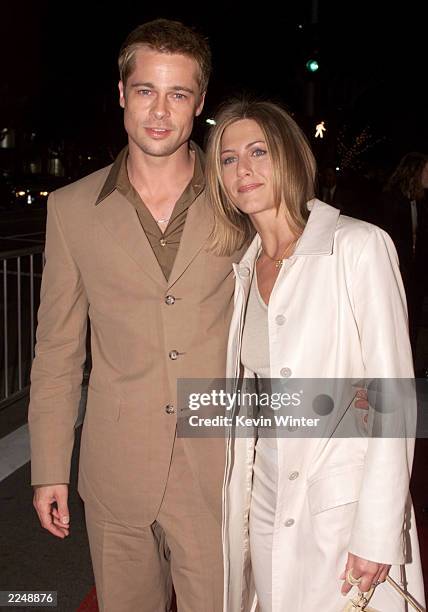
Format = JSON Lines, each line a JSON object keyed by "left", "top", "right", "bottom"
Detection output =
{"left": 381, "top": 152, "right": 428, "bottom": 348}
{"left": 205, "top": 99, "right": 425, "bottom": 611}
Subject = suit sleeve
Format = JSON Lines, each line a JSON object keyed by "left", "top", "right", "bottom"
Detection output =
{"left": 347, "top": 225, "right": 415, "bottom": 564}
{"left": 28, "top": 192, "right": 89, "bottom": 485}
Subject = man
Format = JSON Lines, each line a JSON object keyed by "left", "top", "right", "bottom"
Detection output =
{"left": 29, "top": 19, "right": 241, "bottom": 612}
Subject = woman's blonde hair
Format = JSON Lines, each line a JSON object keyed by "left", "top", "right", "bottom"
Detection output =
{"left": 206, "top": 99, "right": 316, "bottom": 255}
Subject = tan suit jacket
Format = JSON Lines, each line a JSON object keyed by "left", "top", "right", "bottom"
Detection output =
{"left": 28, "top": 163, "right": 241, "bottom": 527}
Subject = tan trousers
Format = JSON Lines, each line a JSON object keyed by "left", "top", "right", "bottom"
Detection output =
{"left": 84, "top": 437, "right": 223, "bottom": 612}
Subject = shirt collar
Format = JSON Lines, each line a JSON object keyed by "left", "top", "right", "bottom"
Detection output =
{"left": 95, "top": 142, "right": 205, "bottom": 206}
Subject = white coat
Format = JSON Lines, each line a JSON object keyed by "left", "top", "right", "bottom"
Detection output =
{"left": 222, "top": 200, "right": 425, "bottom": 611}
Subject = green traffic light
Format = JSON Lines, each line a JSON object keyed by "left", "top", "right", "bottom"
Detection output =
{"left": 306, "top": 59, "right": 319, "bottom": 72}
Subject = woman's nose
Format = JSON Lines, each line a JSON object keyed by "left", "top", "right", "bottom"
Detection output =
{"left": 236, "top": 159, "right": 252, "bottom": 177}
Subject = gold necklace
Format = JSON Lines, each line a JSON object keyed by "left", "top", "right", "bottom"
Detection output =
{"left": 262, "top": 239, "right": 297, "bottom": 269}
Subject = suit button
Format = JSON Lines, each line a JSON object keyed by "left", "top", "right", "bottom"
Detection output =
{"left": 165, "top": 404, "right": 175, "bottom": 414}
{"left": 280, "top": 367, "right": 292, "bottom": 377}
{"left": 289, "top": 471, "right": 299, "bottom": 480}
{"left": 169, "top": 350, "right": 179, "bottom": 360}
{"left": 239, "top": 266, "right": 250, "bottom": 278}
{"left": 284, "top": 518, "right": 295, "bottom": 527}
{"left": 165, "top": 295, "right": 175, "bottom": 305}
{"left": 275, "top": 314, "right": 286, "bottom": 325}
{"left": 159, "top": 238, "right": 167, "bottom": 247}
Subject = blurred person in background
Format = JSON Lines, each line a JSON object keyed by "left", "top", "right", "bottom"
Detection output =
{"left": 382, "top": 152, "right": 428, "bottom": 349}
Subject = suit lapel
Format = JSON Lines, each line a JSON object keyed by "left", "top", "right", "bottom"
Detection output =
{"left": 95, "top": 191, "right": 167, "bottom": 287}
{"left": 167, "top": 195, "right": 214, "bottom": 289}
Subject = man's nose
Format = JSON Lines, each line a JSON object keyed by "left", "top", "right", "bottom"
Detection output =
{"left": 151, "top": 95, "right": 170, "bottom": 120}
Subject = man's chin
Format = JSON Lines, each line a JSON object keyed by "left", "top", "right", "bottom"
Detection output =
{"left": 137, "top": 138, "right": 182, "bottom": 158}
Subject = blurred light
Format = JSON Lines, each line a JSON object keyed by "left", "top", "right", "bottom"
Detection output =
{"left": 87, "top": 156, "right": 92, "bottom": 160}
{"left": 16, "top": 190, "right": 26, "bottom": 197}
{"left": 40, "top": 191, "right": 49, "bottom": 196}
{"left": 335, "top": 166, "right": 340, "bottom": 171}
{"left": 298, "top": 24, "right": 303, "bottom": 29}
{"left": 27, "top": 195, "right": 32, "bottom": 205}
{"left": 206, "top": 118, "right": 216, "bottom": 125}
{"left": 306, "top": 59, "right": 319, "bottom": 72}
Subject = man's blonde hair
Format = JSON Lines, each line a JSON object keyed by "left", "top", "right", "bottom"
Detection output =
{"left": 118, "top": 19, "right": 211, "bottom": 94}
{"left": 206, "top": 99, "right": 316, "bottom": 255}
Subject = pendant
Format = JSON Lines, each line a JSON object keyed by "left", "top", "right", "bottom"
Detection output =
{"left": 275, "top": 259, "right": 283, "bottom": 269}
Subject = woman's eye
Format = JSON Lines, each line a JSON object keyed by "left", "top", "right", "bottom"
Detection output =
{"left": 221, "top": 156, "right": 236, "bottom": 166}
{"left": 252, "top": 148, "right": 267, "bottom": 157}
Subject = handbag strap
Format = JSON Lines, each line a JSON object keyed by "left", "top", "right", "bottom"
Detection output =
{"left": 385, "top": 576, "right": 425, "bottom": 612}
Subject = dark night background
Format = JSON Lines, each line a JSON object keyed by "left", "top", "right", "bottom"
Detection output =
{"left": 1, "top": 0, "right": 427, "bottom": 178}
{"left": 1, "top": 4, "right": 428, "bottom": 608}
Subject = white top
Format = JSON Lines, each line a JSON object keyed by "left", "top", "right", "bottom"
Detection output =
{"left": 241, "top": 268, "right": 270, "bottom": 378}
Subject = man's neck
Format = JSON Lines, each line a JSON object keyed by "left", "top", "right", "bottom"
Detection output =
{"left": 126, "top": 140, "right": 195, "bottom": 198}
{"left": 126, "top": 139, "right": 196, "bottom": 220}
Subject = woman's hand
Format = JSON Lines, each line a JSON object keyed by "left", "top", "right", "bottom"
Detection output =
{"left": 340, "top": 552, "right": 390, "bottom": 595}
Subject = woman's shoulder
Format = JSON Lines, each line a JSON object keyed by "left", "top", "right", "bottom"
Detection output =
{"left": 335, "top": 213, "right": 395, "bottom": 258}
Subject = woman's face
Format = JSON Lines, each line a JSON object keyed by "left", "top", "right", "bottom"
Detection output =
{"left": 421, "top": 161, "right": 428, "bottom": 190}
{"left": 220, "top": 119, "right": 276, "bottom": 216}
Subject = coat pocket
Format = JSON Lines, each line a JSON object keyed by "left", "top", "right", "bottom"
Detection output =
{"left": 86, "top": 385, "right": 121, "bottom": 422}
{"left": 308, "top": 465, "right": 364, "bottom": 515}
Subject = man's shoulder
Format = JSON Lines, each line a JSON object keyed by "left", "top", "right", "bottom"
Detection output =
{"left": 50, "top": 164, "right": 113, "bottom": 209}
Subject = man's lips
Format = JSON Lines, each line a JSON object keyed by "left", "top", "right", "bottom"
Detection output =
{"left": 237, "top": 183, "right": 263, "bottom": 193}
{"left": 144, "top": 127, "right": 173, "bottom": 138}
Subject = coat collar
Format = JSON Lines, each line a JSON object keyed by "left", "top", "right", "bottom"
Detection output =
{"left": 233, "top": 199, "right": 340, "bottom": 284}
{"left": 294, "top": 199, "right": 340, "bottom": 256}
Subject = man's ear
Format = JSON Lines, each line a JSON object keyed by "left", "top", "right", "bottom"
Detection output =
{"left": 118, "top": 81, "right": 125, "bottom": 109}
{"left": 195, "top": 92, "right": 206, "bottom": 117}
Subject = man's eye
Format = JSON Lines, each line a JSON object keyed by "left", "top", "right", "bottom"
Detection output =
{"left": 173, "top": 93, "right": 187, "bottom": 100}
{"left": 137, "top": 89, "right": 151, "bottom": 95}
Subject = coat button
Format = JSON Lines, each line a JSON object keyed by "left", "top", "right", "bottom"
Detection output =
{"left": 288, "top": 471, "right": 299, "bottom": 480}
{"left": 275, "top": 314, "right": 286, "bottom": 325}
{"left": 165, "top": 404, "right": 175, "bottom": 414}
{"left": 165, "top": 295, "right": 175, "bottom": 305}
{"left": 169, "top": 350, "right": 179, "bottom": 360}
{"left": 159, "top": 238, "right": 167, "bottom": 247}
{"left": 280, "top": 367, "right": 292, "bottom": 377}
{"left": 284, "top": 518, "right": 295, "bottom": 527}
{"left": 239, "top": 266, "right": 250, "bottom": 278}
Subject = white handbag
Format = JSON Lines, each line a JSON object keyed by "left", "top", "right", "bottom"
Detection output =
{"left": 342, "top": 576, "right": 425, "bottom": 612}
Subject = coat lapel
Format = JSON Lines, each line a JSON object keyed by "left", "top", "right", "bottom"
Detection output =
{"left": 167, "top": 195, "right": 214, "bottom": 289}
{"left": 95, "top": 191, "right": 167, "bottom": 287}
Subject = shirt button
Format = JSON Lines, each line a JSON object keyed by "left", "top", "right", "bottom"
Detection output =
{"left": 284, "top": 518, "right": 295, "bottom": 527}
{"left": 165, "top": 404, "right": 175, "bottom": 414}
{"left": 165, "top": 295, "right": 176, "bottom": 305}
{"left": 289, "top": 471, "right": 299, "bottom": 480}
{"left": 280, "top": 367, "right": 292, "bottom": 378}
{"left": 159, "top": 238, "right": 167, "bottom": 247}
{"left": 169, "top": 350, "right": 179, "bottom": 360}
{"left": 275, "top": 314, "right": 286, "bottom": 325}
{"left": 239, "top": 266, "right": 250, "bottom": 278}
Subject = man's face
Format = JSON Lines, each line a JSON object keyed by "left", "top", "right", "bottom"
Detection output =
{"left": 118, "top": 46, "right": 205, "bottom": 158}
